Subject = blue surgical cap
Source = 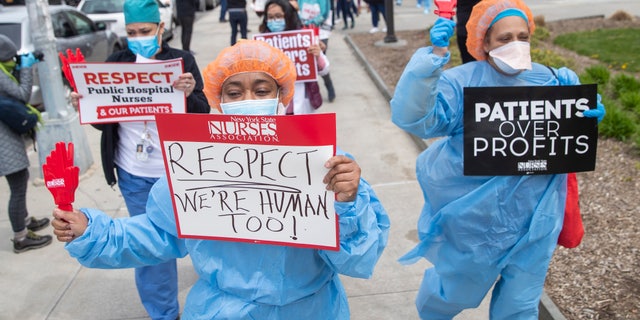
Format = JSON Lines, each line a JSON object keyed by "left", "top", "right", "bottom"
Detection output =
{"left": 124, "top": 0, "right": 160, "bottom": 25}
{"left": 489, "top": 8, "right": 529, "bottom": 28}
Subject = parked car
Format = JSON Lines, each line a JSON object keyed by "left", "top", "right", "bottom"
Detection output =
{"left": 0, "top": 4, "right": 120, "bottom": 110}
{"left": 77, "top": 0, "right": 175, "bottom": 47}
{"left": 0, "top": 0, "right": 81, "bottom": 7}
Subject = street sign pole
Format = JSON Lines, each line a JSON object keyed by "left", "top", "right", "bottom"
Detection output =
{"left": 25, "top": 0, "right": 93, "bottom": 177}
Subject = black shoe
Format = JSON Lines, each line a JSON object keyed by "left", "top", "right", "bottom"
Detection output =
{"left": 342, "top": 25, "right": 348, "bottom": 30}
{"left": 219, "top": 19, "right": 228, "bottom": 23}
{"left": 26, "top": 217, "right": 50, "bottom": 232}
{"left": 13, "top": 231, "right": 53, "bottom": 253}
{"left": 328, "top": 92, "right": 336, "bottom": 103}
{"left": 351, "top": 21, "right": 355, "bottom": 29}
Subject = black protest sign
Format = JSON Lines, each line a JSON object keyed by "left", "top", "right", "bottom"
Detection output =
{"left": 463, "top": 84, "right": 598, "bottom": 175}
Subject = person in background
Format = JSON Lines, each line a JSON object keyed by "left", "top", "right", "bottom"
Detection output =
{"left": 298, "top": 0, "right": 329, "bottom": 26}
{"left": 69, "top": 0, "right": 210, "bottom": 319}
{"left": 0, "top": 34, "right": 52, "bottom": 254}
{"left": 176, "top": 0, "right": 198, "bottom": 54}
{"left": 252, "top": 0, "right": 268, "bottom": 17}
{"left": 338, "top": 0, "right": 355, "bottom": 30}
{"left": 297, "top": 0, "right": 336, "bottom": 102}
{"left": 52, "top": 39, "right": 390, "bottom": 320}
{"left": 456, "top": 0, "right": 482, "bottom": 63}
{"left": 363, "top": 0, "right": 386, "bottom": 33}
{"left": 227, "top": 0, "right": 249, "bottom": 45}
{"left": 219, "top": 0, "right": 229, "bottom": 22}
{"left": 259, "top": 0, "right": 330, "bottom": 113}
{"left": 390, "top": 0, "right": 605, "bottom": 318}
{"left": 418, "top": 0, "right": 431, "bottom": 14}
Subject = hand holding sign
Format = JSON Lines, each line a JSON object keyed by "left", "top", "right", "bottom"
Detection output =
{"left": 583, "top": 93, "right": 606, "bottom": 123}
{"left": 323, "top": 155, "right": 361, "bottom": 202}
{"left": 43, "top": 142, "right": 80, "bottom": 211}
{"left": 59, "top": 48, "right": 85, "bottom": 92}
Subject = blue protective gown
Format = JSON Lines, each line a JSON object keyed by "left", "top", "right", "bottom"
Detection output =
{"left": 390, "top": 47, "right": 578, "bottom": 320}
{"left": 65, "top": 150, "right": 390, "bottom": 320}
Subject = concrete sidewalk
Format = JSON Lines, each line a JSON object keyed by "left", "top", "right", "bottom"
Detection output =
{"left": 2, "top": 1, "right": 639, "bottom": 319}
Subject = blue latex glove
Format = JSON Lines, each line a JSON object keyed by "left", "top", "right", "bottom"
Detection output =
{"left": 20, "top": 52, "right": 39, "bottom": 69}
{"left": 583, "top": 93, "right": 605, "bottom": 123}
{"left": 430, "top": 17, "right": 456, "bottom": 48}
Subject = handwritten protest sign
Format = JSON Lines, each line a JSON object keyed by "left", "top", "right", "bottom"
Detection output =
{"left": 463, "top": 84, "right": 599, "bottom": 175}
{"left": 155, "top": 113, "right": 338, "bottom": 250}
{"left": 69, "top": 58, "right": 186, "bottom": 124}
{"left": 253, "top": 29, "right": 318, "bottom": 82}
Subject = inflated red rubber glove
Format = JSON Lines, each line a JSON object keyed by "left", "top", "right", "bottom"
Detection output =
{"left": 558, "top": 172, "right": 584, "bottom": 248}
{"left": 58, "top": 48, "right": 85, "bottom": 92}
{"left": 43, "top": 142, "right": 80, "bottom": 211}
{"left": 434, "top": 0, "right": 457, "bottom": 19}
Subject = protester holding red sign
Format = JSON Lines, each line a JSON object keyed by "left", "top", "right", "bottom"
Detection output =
{"left": 67, "top": 0, "right": 210, "bottom": 319}
{"left": 390, "top": 0, "right": 605, "bottom": 318}
{"left": 258, "top": 0, "right": 330, "bottom": 114}
{"left": 52, "top": 40, "right": 389, "bottom": 319}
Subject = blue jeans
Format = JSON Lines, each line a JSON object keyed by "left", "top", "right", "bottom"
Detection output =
{"left": 219, "top": 0, "right": 228, "bottom": 20}
{"left": 228, "top": 9, "right": 248, "bottom": 46}
{"left": 369, "top": 3, "right": 386, "bottom": 27}
{"left": 117, "top": 167, "right": 179, "bottom": 320}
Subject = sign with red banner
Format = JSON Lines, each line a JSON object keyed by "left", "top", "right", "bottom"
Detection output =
{"left": 155, "top": 113, "right": 339, "bottom": 250}
{"left": 69, "top": 58, "right": 186, "bottom": 124}
{"left": 253, "top": 29, "right": 318, "bottom": 82}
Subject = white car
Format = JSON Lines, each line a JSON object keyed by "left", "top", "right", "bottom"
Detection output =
{"left": 0, "top": 4, "right": 120, "bottom": 110}
{"left": 77, "top": 0, "right": 175, "bottom": 48}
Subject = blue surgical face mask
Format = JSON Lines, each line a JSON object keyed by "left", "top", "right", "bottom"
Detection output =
{"left": 127, "top": 29, "right": 160, "bottom": 58}
{"left": 267, "top": 19, "right": 286, "bottom": 32}
{"left": 220, "top": 97, "right": 279, "bottom": 115}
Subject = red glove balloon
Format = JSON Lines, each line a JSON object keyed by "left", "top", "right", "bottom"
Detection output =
{"left": 434, "top": 0, "right": 457, "bottom": 19}
{"left": 43, "top": 142, "right": 80, "bottom": 211}
{"left": 58, "top": 48, "right": 85, "bottom": 92}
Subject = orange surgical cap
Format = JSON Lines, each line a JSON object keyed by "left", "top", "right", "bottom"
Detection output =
{"left": 465, "top": 0, "right": 535, "bottom": 61}
{"left": 202, "top": 40, "right": 297, "bottom": 111}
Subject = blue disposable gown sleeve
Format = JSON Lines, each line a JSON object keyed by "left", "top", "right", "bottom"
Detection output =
{"left": 317, "top": 149, "right": 390, "bottom": 278}
{"left": 390, "top": 46, "right": 454, "bottom": 138}
{"left": 554, "top": 66, "right": 581, "bottom": 85}
{"left": 65, "top": 202, "right": 189, "bottom": 269}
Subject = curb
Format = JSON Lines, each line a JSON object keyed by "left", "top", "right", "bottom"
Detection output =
{"left": 343, "top": 33, "right": 567, "bottom": 320}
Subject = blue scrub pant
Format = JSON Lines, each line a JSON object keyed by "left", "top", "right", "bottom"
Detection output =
{"left": 117, "top": 167, "right": 179, "bottom": 320}
{"left": 416, "top": 225, "right": 560, "bottom": 320}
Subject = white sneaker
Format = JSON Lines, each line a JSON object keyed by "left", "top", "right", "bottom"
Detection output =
{"left": 382, "top": 27, "right": 387, "bottom": 32}
{"left": 369, "top": 27, "right": 379, "bottom": 33}
{"left": 423, "top": 8, "right": 429, "bottom": 14}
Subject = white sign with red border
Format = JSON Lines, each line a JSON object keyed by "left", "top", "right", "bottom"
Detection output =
{"left": 253, "top": 29, "right": 318, "bottom": 82}
{"left": 156, "top": 113, "right": 339, "bottom": 250}
{"left": 69, "top": 58, "right": 186, "bottom": 124}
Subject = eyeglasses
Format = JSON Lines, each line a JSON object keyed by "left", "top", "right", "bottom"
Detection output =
{"left": 267, "top": 14, "right": 285, "bottom": 20}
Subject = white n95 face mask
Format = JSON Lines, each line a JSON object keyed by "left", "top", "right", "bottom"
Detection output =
{"left": 220, "top": 98, "right": 279, "bottom": 115}
{"left": 489, "top": 41, "right": 532, "bottom": 75}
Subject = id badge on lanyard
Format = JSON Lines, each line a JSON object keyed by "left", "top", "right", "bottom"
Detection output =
{"left": 136, "top": 121, "right": 154, "bottom": 162}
